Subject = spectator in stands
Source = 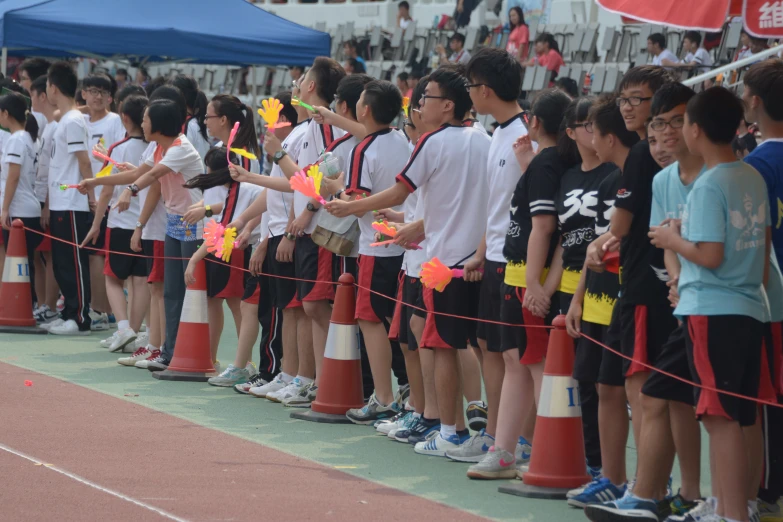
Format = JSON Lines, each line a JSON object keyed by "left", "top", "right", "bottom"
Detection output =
{"left": 526, "top": 33, "right": 564, "bottom": 84}
{"left": 115, "top": 68, "right": 129, "bottom": 91}
{"left": 555, "top": 77, "right": 579, "bottom": 98}
{"left": 344, "top": 58, "right": 366, "bottom": 75}
{"left": 343, "top": 40, "right": 366, "bottom": 69}
{"left": 436, "top": 33, "right": 471, "bottom": 65}
{"left": 647, "top": 33, "right": 677, "bottom": 67}
{"left": 135, "top": 66, "right": 149, "bottom": 87}
{"left": 661, "top": 31, "right": 713, "bottom": 76}
{"left": 735, "top": 30, "right": 753, "bottom": 61}
{"left": 397, "top": 1, "right": 413, "bottom": 30}
{"left": 506, "top": 6, "right": 529, "bottom": 62}
{"left": 289, "top": 66, "right": 304, "bottom": 83}
{"left": 17, "top": 58, "right": 51, "bottom": 92}
{"left": 396, "top": 72, "right": 409, "bottom": 94}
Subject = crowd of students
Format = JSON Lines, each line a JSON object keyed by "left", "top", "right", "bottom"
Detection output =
{"left": 0, "top": 52, "right": 782, "bottom": 522}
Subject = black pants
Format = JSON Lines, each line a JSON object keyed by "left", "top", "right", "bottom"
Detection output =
{"left": 759, "top": 396, "right": 783, "bottom": 504}
{"left": 49, "top": 210, "right": 91, "bottom": 330}
{"left": 2, "top": 216, "right": 43, "bottom": 305}
{"left": 256, "top": 255, "right": 284, "bottom": 382}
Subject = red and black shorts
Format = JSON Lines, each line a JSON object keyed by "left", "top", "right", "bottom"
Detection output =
{"left": 103, "top": 228, "right": 147, "bottom": 280}
{"left": 641, "top": 323, "right": 697, "bottom": 405}
{"left": 499, "top": 283, "right": 550, "bottom": 364}
{"left": 333, "top": 254, "right": 358, "bottom": 284}
{"left": 389, "top": 274, "right": 422, "bottom": 349}
{"left": 294, "top": 235, "right": 334, "bottom": 302}
{"left": 574, "top": 317, "right": 625, "bottom": 387}
{"left": 88, "top": 211, "right": 108, "bottom": 257}
{"left": 206, "top": 247, "right": 248, "bottom": 299}
{"left": 243, "top": 276, "right": 262, "bottom": 305}
{"left": 685, "top": 314, "right": 765, "bottom": 426}
{"left": 421, "top": 277, "right": 479, "bottom": 350}
{"left": 142, "top": 239, "right": 164, "bottom": 283}
{"left": 356, "top": 254, "right": 403, "bottom": 323}
{"left": 267, "top": 235, "right": 301, "bottom": 309}
{"left": 477, "top": 260, "right": 505, "bottom": 349}
{"left": 619, "top": 300, "right": 678, "bottom": 378}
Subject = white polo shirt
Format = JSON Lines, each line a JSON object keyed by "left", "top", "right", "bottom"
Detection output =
{"left": 105, "top": 137, "right": 149, "bottom": 230}
{"left": 35, "top": 120, "right": 57, "bottom": 203}
{"left": 266, "top": 120, "right": 309, "bottom": 238}
{"left": 1, "top": 130, "right": 40, "bottom": 218}
{"left": 85, "top": 112, "right": 126, "bottom": 176}
{"left": 49, "top": 109, "right": 90, "bottom": 212}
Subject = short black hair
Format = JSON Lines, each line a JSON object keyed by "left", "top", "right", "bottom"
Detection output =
{"left": 362, "top": 80, "right": 403, "bottom": 124}
{"left": 744, "top": 60, "right": 783, "bottom": 121}
{"left": 146, "top": 99, "right": 183, "bottom": 137}
{"left": 18, "top": 58, "right": 51, "bottom": 81}
{"left": 651, "top": 82, "right": 695, "bottom": 117}
{"left": 397, "top": 71, "right": 409, "bottom": 82}
{"left": 47, "top": 61, "right": 78, "bottom": 99}
{"left": 429, "top": 67, "right": 472, "bottom": 120}
{"left": 144, "top": 75, "right": 166, "bottom": 97}
{"left": 530, "top": 88, "right": 572, "bottom": 136}
{"left": 618, "top": 65, "right": 674, "bottom": 95}
{"left": 116, "top": 68, "right": 128, "bottom": 77}
{"left": 465, "top": 47, "right": 523, "bottom": 102}
{"left": 555, "top": 77, "right": 579, "bottom": 98}
{"left": 30, "top": 76, "right": 47, "bottom": 96}
{"left": 399, "top": 1, "right": 410, "bottom": 9}
{"left": 410, "top": 75, "right": 429, "bottom": 110}
{"left": 148, "top": 84, "right": 187, "bottom": 121}
{"left": 336, "top": 74, "right": 373, "bottom": 119}
{"left": 451, "top": 32, "right": 466, "bottom": 46}
{"left": 275, "top": 91, "right": 298, "bottom": 126}
{"left": 82, "top": 73, "right": 115, "bottom": 96}
{"left": 116, "top": 84, "right": 146, "bottom": 108}
{"left": 648, "top": 33, "right": 666, "bottom": 49}
{"left": 683, "top": 31, "right": 702, "bottom": 47}
{"left": 309, "top": 56, "right": 346, "bottom": 103}
{"left": 686, "top": 86, "right": 744, "bottom": 145}
{"left": 589, "top": 95, "right": 641, "bottom": 148}
{"left": 120, "top": 94, "right": 148, "bottom": 128}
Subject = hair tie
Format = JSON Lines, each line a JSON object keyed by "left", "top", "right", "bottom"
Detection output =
{"left": 241, "top": 108, "right": 247, "bottom": 119}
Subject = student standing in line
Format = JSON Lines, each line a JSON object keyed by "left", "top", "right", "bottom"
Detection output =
{"left": 170, "top": 75, "right": 209, "bottom": 161}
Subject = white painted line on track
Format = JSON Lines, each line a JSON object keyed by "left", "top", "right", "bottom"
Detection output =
{"left": 0, "top": 442, "right": 189, "bottom": 522}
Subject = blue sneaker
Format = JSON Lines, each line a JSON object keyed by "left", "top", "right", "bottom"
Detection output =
{"left": 108, "top": 313, "right": 117, "bottom": 328}
{"left": 397, "top": 417, "right": 439, "bottom": 444}
{"left": 568, "top": 477, "right": 627, "bottom": 509}
{"left": 584, "top": 494, "right": 660, "bottom": 522}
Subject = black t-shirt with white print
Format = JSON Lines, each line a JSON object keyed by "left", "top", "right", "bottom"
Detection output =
{"left": 614, "top": 140, "right": 668, "bottom": 305}
{"left": 503, "top": 146, "right": 568, "bottom": 265}
{"left": 556, "top": 162, "right": 616, "bottom": 271}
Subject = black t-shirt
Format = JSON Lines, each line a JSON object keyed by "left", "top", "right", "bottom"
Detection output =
{"left": 503, "top": 146, "right": 568, "bottom": 265}
{"left": 556, "top": 162, "right": 617, "bottom": 271}
{"left": 614, "top": 140, "right": 668, "bottom": 305}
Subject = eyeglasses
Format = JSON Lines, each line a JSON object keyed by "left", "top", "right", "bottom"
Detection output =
{"left": 465, "top": 83, "right": 486, "bottom": 91}
{"left": 411, "top": 108, "right": 421, "bottom": 114}
{"left": 421, "top": 94, "right": 447, "bottom": 103}
{"left": 570, "top": 122, "right": 594, "bottom": 133}
{"left": 85, "top": 88, "right": 110, "bottom": 97}
{"left": 616, "top": 96, "right": 652, "bottom": 107}
{"left": 649, "top": 116, "right": 685, "bottom": 131}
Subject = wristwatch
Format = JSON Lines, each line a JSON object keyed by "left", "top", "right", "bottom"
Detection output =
{"left": 135, "top": 221, "right": 145, "bottom": 230}
{"left": 272, "top": 150, "right": 288, "bottom": 164}
{"left": 205, "top": 205, "right": 213, "bottom": 218}
{"left": 284, "top": 232, "right": 296, "bottom": 241}
{"left": 306, "top": 202, "right": 318, "bottom": 212}
{"left": 127, "top": 184, "right": 140, "bottom": 196}
{"left": 334, "top": 189, "right": 345, "bottom": 200}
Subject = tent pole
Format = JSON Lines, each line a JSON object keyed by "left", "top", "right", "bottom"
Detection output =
{"left": 251, "top": 65, "right": 258, "bottom": 136}
{"left": 1, "top": 48, "right": 7, "bottom": 77}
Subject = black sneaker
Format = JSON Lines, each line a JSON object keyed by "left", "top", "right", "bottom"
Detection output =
{"left": 397, "top": 416, "right": 440, "bottom": 443}
{"left": 394, "top": 383, "right": 410, "bottom": 407}
{"left": 466, "top": 401, "right": 488, "bottom": 431}
{"left": 147, "top": 355, "right": 170, "bottom": 372}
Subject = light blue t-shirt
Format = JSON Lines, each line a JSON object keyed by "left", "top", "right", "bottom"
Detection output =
{"left": 675, "top": 161, "right": 770, "bottom": 322}
{"left": 650, "top": 162, "right": 705, "bottom": 226}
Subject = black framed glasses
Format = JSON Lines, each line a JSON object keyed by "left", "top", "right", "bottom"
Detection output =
{"left": 204, "top": 114, "right": 220, "bottom": 120}
{"left": 570, "top": 121, "right": 593, "bottom": 133}
{"left": 85, "top": 88, "right": 109, "bottom": 97}
{"left": 649, "top": 116, "right": 685, "bottom": 131}
{"left": 616, "top": 96, "right": 652, "bottom": 107}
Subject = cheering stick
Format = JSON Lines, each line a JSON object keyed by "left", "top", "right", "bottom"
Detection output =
{"left": 59, "top": 184, "right": 80, "bottom": 190}
{"left": 93, "top": 150, "right": 118, "bottom": 165}
{"left": 230, "top": 148, "right": 258, "bottom": 161}
{"left": 291, "top": 97, "right": 316, "bottom": 112}
{"left": 420, "top": 257, "right": 483, "bottom": 292}
{"left": 369, "top": 220, "right": 421, "bottom": 248}
{"left": 289, "top": 165, "right": 326, "bottom": 205}
{"left": 402, "top": 96, "right": 410, "bottom": 118}
{"left": 258, "top": 97, "right": 292, "bottom": 131}
{"left": 369, "top": 238, "right": 422, "bottom": 249}
{"left": 203, "top": 220, "right": 238, "bottom": 262}
{"left": 226, "top": 122, "right": 239, "bottom": 163}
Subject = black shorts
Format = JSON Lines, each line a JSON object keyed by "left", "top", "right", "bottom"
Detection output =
{"left": 641, "top": 323, "right": 696, "bottom": 405}
{"left": 499, "top": 283, "right": 550, "bottom": 364}
{"left": 89, "top": 212, "right": 108, "bottom": 256}
{"left": 390, "top": 274, "right": 422, "bottom": 349}
{"left": 1, "top": 216, "right": 43, "bottom": 258}
{"left": 685, "top": 315, "right": 763, "bottom": 426}
{"left": 356, "top": 255, "right": 403, "bottom": 323}
{"left": 333, "top": 254, "right": 359, "bottom": 283}
{"left": 619, "top": 300, "right": 678, "bottom": 378}
{"left": 102, "top": 228, "right": 147, "bottom": 280}
{"left": 574, "top": 319, "right": 625, "bottom": 387}
{"left": 142, "top": 239, "right": 164, "bottom": 283}
{"left": 294, "top": 235, "right": 334, "bottom": 302}
{"left": 206, "top": 248, "right": 248, "bottom": 299}
{"left": 267, "top": 235, "right": 301, "bottom": 309}
{"left": 477, "top": 260, "right": 505, "bottom": 348}
{"left": 762, "top": 322, "right": 781, "bottom": 400}
{"left": 421, "top": 277, "right": 479, "bottom": 349}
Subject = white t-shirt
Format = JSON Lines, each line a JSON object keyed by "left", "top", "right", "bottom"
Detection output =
{"left": 186, "top": 117, "right": 210, "bottom": 161}
{"left": 49, "top": 109, "right": 90, "bottom": 212}
{"left": 138, "top": 141, "right": 167, "bottom": 241}
{"left": 402, "top": 191, "right": 428, "bottom": 277}
{"left": 450, "top": 49, "right": 472, "bottom": 64}
{"left": 35, "top": 119, "right": 56, "bottom": 203}
{"left": 207, "top": 181, "right": 264, "bottom": 235}
{"left": 32, "top": 111, "right": 47, "bottom": 139}
{"left": 345, "top": 128, "right": 409, "bottom": 257}
{"left": 106, "top": 137, "right": 149, "bottom": 230}
{"left": 204, "top": 142, "right": 261, "bottom": 223}
{"left": 1, "top": 130, "right": 40, "bottom": 218}
{"left": 397, "top": 124, "right": 490, "bottom": 266}
{"left": 295, "top": 119, "right": 346, "bottom": 235}
{"left": 485, "top": 113, "right": 527, "bottom": 263}
{"left": 652, "top": 49, "right": 678, "bottom": 66}
{"left": 85, "top": 112, "right": 126, "bottom": 175}
{"left": 684, "top": 47, "right": 713, "bottom": 74}
{"left": 266, "top": 121, "right": 309, "bottom": 238}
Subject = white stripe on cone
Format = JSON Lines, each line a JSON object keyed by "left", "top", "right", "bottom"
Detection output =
{"left": 324, "top": 323, "right": 360, "bottom": 361}
{"left": 2, "top": 256, "right": 30, "bottom": 283}
{"left": 180, "top": 289, "right": 208, "bottom": 324}
{"left": 537, "top": 375, "right": 583, "bottom": 418}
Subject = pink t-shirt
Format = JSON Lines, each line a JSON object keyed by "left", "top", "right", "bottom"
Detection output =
{"left": 506, "top": 25, "right": 529, "bottom": 57}
{"left": 536, "top": 49, "right": 565, "bottom": 73}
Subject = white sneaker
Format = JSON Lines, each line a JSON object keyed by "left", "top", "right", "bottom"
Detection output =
{"left": 134, "top": 349, "right": 161, "bottom": 369}
{"left": 109, "top": 329, "right": 137, "bottom": 353}
{"left": 235, "top": 374, "right": 268, "bottom": 395}
{"left": 133, "top": 332, "right": 149, "bottom": 350}
{"left": 100, "top": 330, "right": 120, "bottom": 348}
{"left": 266, "top": 377, "right": 306, "bottom": 403}
{"left": 249, "top": 373, "right": 287, "bottom": 398}
{"left": 376, "top": 411, "right": 409, "bottom": 435}
{"left": 414, "top": 433, "right": 462, "bottom": 457}
{"left": 118, "top": 346, "right": 154, "bottom": 366}
{"left": 208, "top": 364, "right": 252, "bottom": 387}
{"left": 39, "top": 318, "right": 64, "bottom": 331}
{"left": 49, "top": 319, "right": 90, "bottom": 336}
{"left": 89, "top": 310, "right": 110, "bottom": 331}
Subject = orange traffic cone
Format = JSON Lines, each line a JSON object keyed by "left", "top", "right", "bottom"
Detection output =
{"left": 291, "top": 273, "right": 364, "bottom": 423}
{"left": 499, "top": 315, "right": 590, "bottom": 499}
{"left": 0, "top": 220, "right": 46, "bottom": 334}
{"left": 153, "top": 260, "right": 214, "bottom": 382}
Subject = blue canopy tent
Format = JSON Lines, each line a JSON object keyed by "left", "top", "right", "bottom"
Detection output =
{"left": 0, "top": 0, "right": 330, "bottom": 67}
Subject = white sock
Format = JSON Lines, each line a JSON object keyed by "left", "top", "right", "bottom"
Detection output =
{"left": 748, "top": 499, "right": 758, "bottom": 512}
{"left": 412, "top": 412, "right": 422, "bottom": 419}
{"left": 280, "top": 372, "right": 294, "bottom": 383}
{"left": 118, "top": 320, "right": 130, "bottom": 331}
{"left": 467, "top": 400, "right": 486, "bottom": 407}
{"left": 440, "top": 424, "right": 457, "bottom": 439}
{"left": 296, "top": 375, "right": 314, "bottom": 385}
{"left": 146, "top": 345, "right": 158, "bottom": 351}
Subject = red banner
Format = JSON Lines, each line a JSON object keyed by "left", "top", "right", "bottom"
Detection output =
{"left": 744, "top": 0, "right": 783, "bottom": 37}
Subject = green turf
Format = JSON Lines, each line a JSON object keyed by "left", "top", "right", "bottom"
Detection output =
{"left": 0, "top": 316, "right": 712, "bottom": 521}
